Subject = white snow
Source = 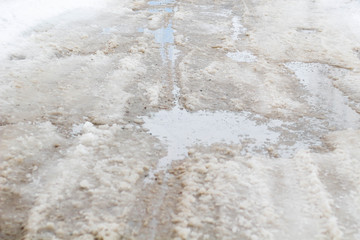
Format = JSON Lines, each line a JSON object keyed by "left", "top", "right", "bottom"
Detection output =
{"left": 0, "top": 0, "right": 108, "bottom": 59}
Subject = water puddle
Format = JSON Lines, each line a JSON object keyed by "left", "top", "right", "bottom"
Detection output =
{"left": 146, "top": 0, "right": 175, "bottom": 12}
{"left": 148, "top": 0, "right": 175, "bottom": 6}
{"left": 148, "top": 8, "right": 173, "bottom": 13}
{"left": 143, "top": 105, "right": 336, "bottom": 182}
{"left": 143, "top": 106, "right": 281, "bottom": 181}
{"left": 139, "top": 23, "right": 178, "bottom": 64}
{"left": 227, "top": 15, "right": 253, "bottom": 62}
{"left": 286, "top": 62, "right": 360, "bottom": 129}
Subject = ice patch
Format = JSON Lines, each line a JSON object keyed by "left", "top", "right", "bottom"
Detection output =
{"left": 227, "top": 50, "right": 257, "bottom": 63}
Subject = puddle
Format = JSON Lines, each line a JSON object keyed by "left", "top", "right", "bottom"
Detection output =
{"left": 286, "top": 62, "right": 360, "bottom": 129}
{"left": 146, "top": 0, "right": 176, "bottom": 12}
{"left": 143, "top": 106, "right": 281, "bottom": 181}
{"left": 227, "top": 50, "right": 257, "bottom": 62}
{"left": 153, "top": 23, "right": 174, "bottom": 44}
{"left": 148, "top": 8, "right": 173, "bottom": 13}
{"left": 142, "top": 105, "right": 334, "bottom": 182}
{"left": 148, "top": 0, "right": 175, "bottom": 6}
{"left": 139, "top": 23, "right": 178, "bottom": 64}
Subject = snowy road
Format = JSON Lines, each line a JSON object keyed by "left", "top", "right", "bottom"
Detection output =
{"left": 1, "top": 0, "right": 360, "bottom": 239}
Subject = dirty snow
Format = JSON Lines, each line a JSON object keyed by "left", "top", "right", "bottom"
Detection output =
{"left": 1, "top": 0, "right": 360, "bottom": 239}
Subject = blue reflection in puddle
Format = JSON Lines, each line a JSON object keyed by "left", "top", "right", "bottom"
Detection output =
{"left": 148, "top": 0, "right": 176, "bottom": 6}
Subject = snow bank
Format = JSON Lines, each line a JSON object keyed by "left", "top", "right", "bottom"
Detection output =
{"left": 0, "top": 0, "right": 110, "bottom": 59}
